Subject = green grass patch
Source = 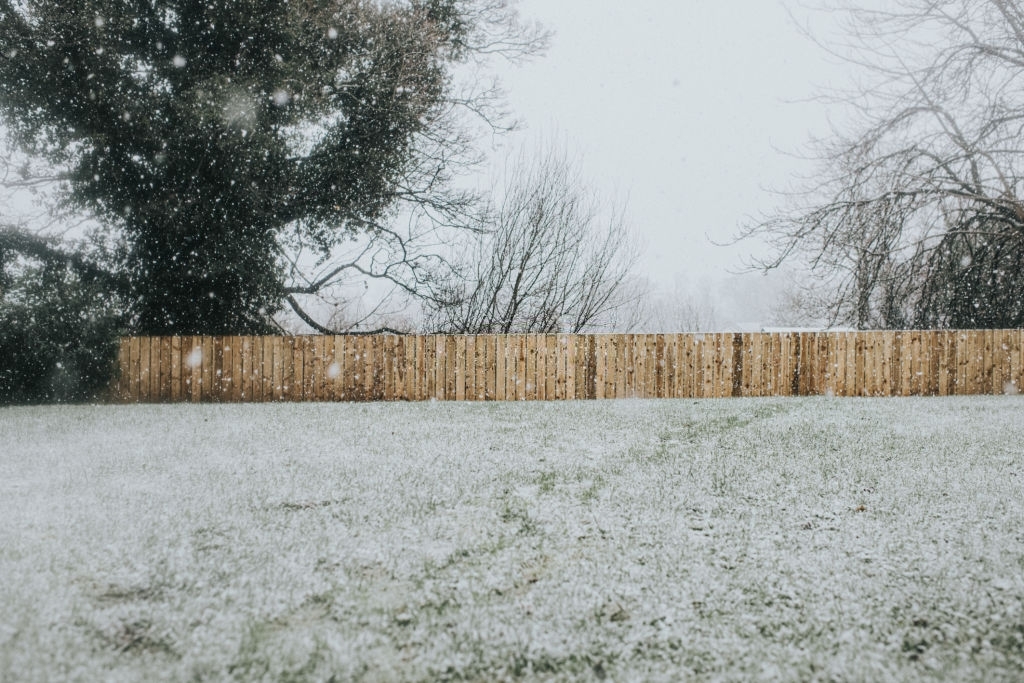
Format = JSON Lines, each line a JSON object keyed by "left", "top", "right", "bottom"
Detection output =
{"left": 1, "top": 398, "right": 1023, "bottom": 681}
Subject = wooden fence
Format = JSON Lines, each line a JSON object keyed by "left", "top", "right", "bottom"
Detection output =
{"left": 111, "top": 330, "right": 1024, "bottom": 403}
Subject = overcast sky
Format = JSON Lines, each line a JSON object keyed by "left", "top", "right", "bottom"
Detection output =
{"left": 492, "top": 0, "right": 846, "bottom": 296}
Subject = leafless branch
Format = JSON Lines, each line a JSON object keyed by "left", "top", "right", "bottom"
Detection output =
{"left": 747, "top": 0, "right": 1024, "bottom": 328}
{"left": 426, "top": 140, "right": 643, "bottom": 334}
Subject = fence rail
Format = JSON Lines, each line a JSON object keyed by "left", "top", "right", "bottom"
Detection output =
{"left": 112, "top": 330, "right": 1024, "bottom": 402}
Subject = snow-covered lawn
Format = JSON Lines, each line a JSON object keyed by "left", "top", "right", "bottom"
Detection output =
{"left": 2, "top": 398, "right": 1023, "bottom": 682}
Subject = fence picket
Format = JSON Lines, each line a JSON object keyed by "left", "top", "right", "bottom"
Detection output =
{"left": 1016, "top": 329, "right": 1024, "bottom": 394}
{"left": 501, "top": 334, "right": 510, "bottom": 400}
{"left": 986, "top": 329, "right": 998, "bottom": 395}
{"left": 1010, "top": 330, "right": 1023, "bottom": 394}
{"left": 311, "top": 336, "right": 323, "bottom": 402}
{"left": 478, "top": 334, "right": 488, "bottom": 401}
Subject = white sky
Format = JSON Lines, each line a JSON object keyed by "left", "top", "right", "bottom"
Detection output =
{"left": 493, "top": 1, "right": 845, "bottom": 291}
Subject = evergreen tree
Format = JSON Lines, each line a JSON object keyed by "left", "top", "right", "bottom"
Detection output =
{"left": 0, "top": 0, "right": 542, "bottom": 334}
{"left": 0, "top": 229, "right": 123, "bottom": 403}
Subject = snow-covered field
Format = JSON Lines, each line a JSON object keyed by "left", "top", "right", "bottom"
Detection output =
{"left": 2, "top": 398, "right": 1023, "bottom": 682}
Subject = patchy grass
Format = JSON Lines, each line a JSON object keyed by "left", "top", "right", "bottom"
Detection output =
{"left": 1, "top": 397, "right": 1023, "bottom": 681}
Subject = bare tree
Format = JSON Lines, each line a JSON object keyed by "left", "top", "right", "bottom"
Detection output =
{"left": 640, "top": 276, "right": 718, "bottom": 332}
{"left": 748, "top": 0, "right": 1024, "bottom": 329}
{"left": 277, "top": 206, "right": 469, "bottom": 334}
{"left": 427, "top": 142, "right": 643, "bottom": 333}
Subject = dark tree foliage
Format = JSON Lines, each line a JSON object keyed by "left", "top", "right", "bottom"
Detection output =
{"left": 0, "top": 0, "right": 539, "bottom": 334}
{"left": 917, "top": 220, "right": 1024, "bottom": 329}
{"left": 0, "top": 233, "right": 123, "bottom": 403}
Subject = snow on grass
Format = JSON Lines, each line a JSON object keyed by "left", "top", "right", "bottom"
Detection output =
{"left": 1, "top": 398, "right": 1023, "bottom": 681}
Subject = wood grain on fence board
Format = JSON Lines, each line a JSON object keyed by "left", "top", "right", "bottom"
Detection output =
{"left": 1013, "top": 331, "right": 1020, "bottom": 393}
{"left": 146, "top": 337, "right": 157, "bottom": 401}
{"left": 110, "top": 330, "right": 1024, "bottom": 402}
